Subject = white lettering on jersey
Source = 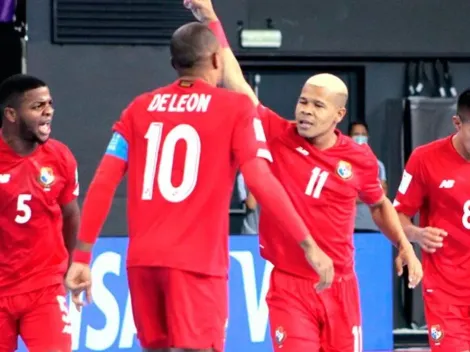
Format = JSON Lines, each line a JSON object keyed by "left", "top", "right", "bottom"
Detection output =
{"left": 147, "top": 93, "right": 211, "bottom": 113}
{"left": 142, "top": 123, "right": 201, "bottom": 202}
{"left": 398, "top": 170, "right": 412, "bottom": 194}
{"left": 0, "top": 174, "right": 11, "bottom": 183}
{"left": 439, "top": 179, "right": 455, "bottom": 189}
{"left": 352, "top": 326, "right": 363, "bottom": 352}
{"left": 295, "top": 147, "right": 309, "bottom": 156}
{"left": 305, "top": 167, "right": 329, "bottom": 199}
{"left": 462, "top": 200, "right": 470, "bottom": 230}
{"left": 73, "top": 168, "right": 80, "bottom": 196}
{"left": 253, "top": 118, "right": 273, "bottom": 162}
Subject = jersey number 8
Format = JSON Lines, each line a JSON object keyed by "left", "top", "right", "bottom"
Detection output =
{"left": 463, "top": 200, "right": 470, "bottom": 230}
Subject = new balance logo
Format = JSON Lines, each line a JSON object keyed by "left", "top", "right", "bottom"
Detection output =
{"left": 0, "top": 174, "right": 11, "bottom": 183}
{"left": 439, "top": 180, "right": 455, "bottom": 189}
{"left": 296, "top": 147, "right": 309, "bottom": 156}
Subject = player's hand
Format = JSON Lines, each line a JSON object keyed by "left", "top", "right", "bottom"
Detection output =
{"left": 184, "top": 0, "right": 218, "bottom": 22}
{"left": 395, "top": 243, "right": 423, "bottom": 289}
{"left": 304, "top": 246, "right": 335, "bottom": 292}
{"left": 413, "top": 226, "right": 447, "bottom": 253}
{"left": 65, "top": 262, "right": 92, "bottom": 312}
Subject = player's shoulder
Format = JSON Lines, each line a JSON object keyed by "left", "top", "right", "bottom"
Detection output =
{"left": 340, "top": 133, "right": 376, "bottom": 163}
{"left": 411, "top": 136, "right": 451, "bottom": 160}
{"left": 127, "top": 88, "right": 163, "bottom": 111}
{"left": 44, "top": 138, "right": 74, "bottom": 156}
{"left": 42, "top": 139, "right": 76, "bottom": 167}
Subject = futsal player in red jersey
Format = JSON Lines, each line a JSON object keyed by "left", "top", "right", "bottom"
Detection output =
{"left": 0, "top": 74, "right": 80, "bottom": 352}
{"left": 186, "top": 1, "right": 424, "bottom": 351}
{"left": 394, "top": 90, "right": 470, "bottom": 351}
{"left": 65, "top": 22, "right": 332, "bottom": 352}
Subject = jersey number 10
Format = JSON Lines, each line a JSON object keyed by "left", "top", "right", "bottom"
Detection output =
{"left": 141, "top": 119, "right": 267, "bottom": 203}
{"left": 141, "top": 122, "right": 201, "bottom": 203}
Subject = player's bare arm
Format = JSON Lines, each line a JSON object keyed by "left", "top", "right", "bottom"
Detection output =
{"left": 185, "top": 0, "right": 259, "bottom": 105}
{"left": 66, "top": 141, "right": 128, "bottom": 310}
{"left": 368, "top": 196, "right": 423, "bottom": 288}
{"left": 397, "top": 213, "right": 447, "bottom": 253}
{"left": 245, "top": 192, "right": 257, "bottom": 210}
{"left": 381, "top": 179, "right": 388, "bottom": 195}
{"left": 393, "top": 150, "right": 447, "bottom": 253}
{"left": 61, "top": 199, "right": 80, "bottom": 267}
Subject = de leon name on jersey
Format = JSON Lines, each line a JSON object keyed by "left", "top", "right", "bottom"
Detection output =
{"left": 147, "top": 93, "right": 211, "bottom": 113}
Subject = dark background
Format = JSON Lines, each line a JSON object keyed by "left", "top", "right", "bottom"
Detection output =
{"left": 25, "top": 0, "right": 470, "bottom": 235}
{"left": 5, "top": 0, "right": 468, "bottom": 338}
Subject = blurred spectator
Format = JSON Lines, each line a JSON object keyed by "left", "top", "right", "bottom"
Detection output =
{"left": 348, "top": 121, "right": 388, "bottom": 232}
{"left": 236, "top": 173, "right": 259, "bottom": 235}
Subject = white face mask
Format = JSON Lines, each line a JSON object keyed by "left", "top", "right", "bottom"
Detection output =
{"left": 352, "top": 135, "right": 368, "bottom": 145}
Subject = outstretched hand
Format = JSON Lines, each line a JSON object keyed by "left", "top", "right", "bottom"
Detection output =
{"left": 184, "top": 0, "right": 218, "bottom": 22}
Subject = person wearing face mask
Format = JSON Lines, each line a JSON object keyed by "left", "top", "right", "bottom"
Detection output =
{"left": 349, "top": 121, "right": 388, "bottom": 231}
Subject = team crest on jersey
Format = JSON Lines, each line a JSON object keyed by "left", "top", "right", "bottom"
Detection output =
{"left": 430, "top": 325, "right": 444, "bottom": 342}
{"left": 275, "top": 326, "right": 287, "bottom": 345}
{"left": 336, "top": 160, "right": 352, "bottom": 179}
{"left": 38, "top": 167, "right": 55, "bottom": 188}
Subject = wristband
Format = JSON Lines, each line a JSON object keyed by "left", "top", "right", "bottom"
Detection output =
{"left": 208, "top": 21, "right": 229, "bottom": 48}
{"left": 72, "top": 249, "right": 92, "bottom": 264}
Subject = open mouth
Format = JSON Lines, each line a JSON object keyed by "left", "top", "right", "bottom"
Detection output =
{"left": 298, "top": 119, "right": 313, "bottom": 128}
{"left": 38, "top": 121, "right": 51, "bottom": 135}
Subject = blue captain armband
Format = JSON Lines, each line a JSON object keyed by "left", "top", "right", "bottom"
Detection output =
{"left": 105, "top": 132, "right": 128, "bottom": 162}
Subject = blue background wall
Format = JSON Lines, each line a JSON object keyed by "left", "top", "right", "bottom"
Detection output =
{"left": 18, "top": 233, "right": 392, "bottom": 351}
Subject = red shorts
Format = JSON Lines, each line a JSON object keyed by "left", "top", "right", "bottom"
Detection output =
{"left": 127, "top": 266, "right": 228, "bottom": 351}
{"left": 266, "top": 268, "right": 362, "bottom": 352}
{"left": 423, "top": 289, "right": 470, "bottom": 351}
{"left": 0, "top": 284, "right": 71, "bottom": 352}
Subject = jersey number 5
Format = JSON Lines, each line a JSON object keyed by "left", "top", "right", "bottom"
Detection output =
{"left": 15, "top": 194, "right": 32, "bottom": 224}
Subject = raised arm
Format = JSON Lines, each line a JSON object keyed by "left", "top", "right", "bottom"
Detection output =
{"left": 186, "top": 0, "right": 259, "bottom": 105}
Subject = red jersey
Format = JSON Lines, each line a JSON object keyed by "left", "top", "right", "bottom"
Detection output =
{"left": 0, "top": 135, "right": 79, "bottom": 296}
{"left": 257, "top": 106, "right": 384, "bottom": 279}
{"left": 111, "top": 79, "right": 270, "bottom": 276}
{"left": 394, "top": 136, "right": 470, "bottom": 304}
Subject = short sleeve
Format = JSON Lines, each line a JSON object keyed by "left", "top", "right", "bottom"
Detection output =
{"left": 393, "top": 149, "right": 426, "bottom": 217}
{"left": 58, "top": 147, "right": 79, "bottom": 205}
{"left": 378, "top": 160, "right": 387, "bottom": 181}
{"left": 112, "top": 103, "right": 133, "bottom": 143}
{"left": 236, "top": 173, "right": 247, "bottom": 202}
{"left": 257, "top": 104, "right": 291, "bottom": 141}
{"left": 358, "top": 147, "right": 384, "bottom": 205}
{"left": 232, "top": 96, "right": 273, "bottom": 166}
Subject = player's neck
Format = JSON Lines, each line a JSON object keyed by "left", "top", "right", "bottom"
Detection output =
{"left": 452, "top": 133, "right": 470, "bottom": 160}
{"left": 0, "top": 130, "right": 38, "bottom": 156}
{"left": 308, "top": 130, "right": 338, "bottom": 150}
{"left": 178, "top": 72, "right": 217, "bottom": 87}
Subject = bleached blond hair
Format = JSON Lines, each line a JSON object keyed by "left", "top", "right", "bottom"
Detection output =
{"left": 305, "top": 73, "right": 348, "bottom": 106}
